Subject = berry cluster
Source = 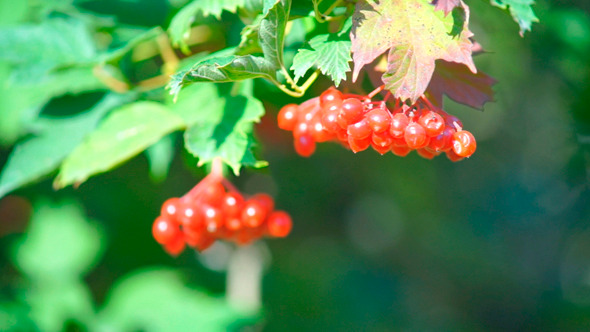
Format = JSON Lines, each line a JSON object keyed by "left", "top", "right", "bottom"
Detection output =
{"left": 152, "top": 174, "right": 292, "bottom": 256}
{"left": 277, "top": 87, "right": 476, "bottom": 161}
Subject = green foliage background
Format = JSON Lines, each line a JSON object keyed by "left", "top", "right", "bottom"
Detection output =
{"left": 1, "top": 0, "right": 590, "bottom": 331}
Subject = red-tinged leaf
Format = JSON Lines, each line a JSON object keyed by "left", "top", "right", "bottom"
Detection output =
{"left": 426, "top": 60, "right": 497, "bottom": 110}
{"left": 351, "top": 0, "right": 476, "bottom": 102}
{"left": 432, "top": 0, "right": 460, "bottom": 16}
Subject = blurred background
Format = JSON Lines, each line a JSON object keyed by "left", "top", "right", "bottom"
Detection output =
{"left": 1, "top": 0, "right": 590, "bottom": 331}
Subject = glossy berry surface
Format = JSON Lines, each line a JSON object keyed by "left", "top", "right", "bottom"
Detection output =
{"left": 276, "top": 87, "right": 477, "bottom": 160}
{"left": 153, "top": 176, "right": 293, "bottom": 255}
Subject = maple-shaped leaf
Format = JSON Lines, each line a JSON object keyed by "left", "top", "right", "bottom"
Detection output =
{"left": 490, "top": 0, "right": 538, "bottom": 36}
{"left": 291, "top": 33, "right": 352, "bottom": 87}
{"left": 426, "top": 60, "right": 497, "bottom": 109}
{"left": 351, "top": 0, "right": 476, "bottom": 102}
{"left": 432, "top": 0, "right": 460, "bottom": 16}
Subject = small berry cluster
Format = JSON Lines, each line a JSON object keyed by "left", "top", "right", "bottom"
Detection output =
{"left": 152, "top": 174, "right": 292, "bottom": 256}
{"left": 277, "top": 87, "right": 477, "bottom": 161}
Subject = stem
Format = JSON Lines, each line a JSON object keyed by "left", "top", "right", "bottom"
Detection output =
{"left": 314, "top": 0, "right": 343, "bottom": 23}
{"left": 367, "top": 84, "right": 385, "bottom": 99}
{"left": 210, "top": 157, "right": 224, "bottom": 180}
{"left": 419, "top": 95, "right": 438, "bottom": 111}
{"left": 297, "top": 69, "right": 320, "bottom": 93}
{"left": 156, "top": 33, "right": 179, "bottom": 75}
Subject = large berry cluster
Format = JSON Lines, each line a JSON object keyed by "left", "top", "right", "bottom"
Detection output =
{"left": 152, "top": 173, "right": 292, "bottom": 256}
{"left": 277, "top": 87, "right": 476, "bottom": 161}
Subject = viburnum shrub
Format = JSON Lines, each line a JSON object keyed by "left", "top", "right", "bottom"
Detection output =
{"left": 0, "top": 0, "right": 537, "bottom": 255}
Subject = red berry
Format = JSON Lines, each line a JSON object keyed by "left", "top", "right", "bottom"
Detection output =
{"left": 391, "top": 145, "right": 411, "bottom": 157}
{"left": 163, "top": 235, "right": 185, "bottom": 256}
{"left": 178, "top": 204, "right": 202, "bottom": 230}
{"left": 294, "top": 134, "right": 316, "bottom": 157}
{"left": 366, "top": 107, "right": 391, "bottom": 133}
{"left": 418, "top": 111, "right": 445, "bottom": 137}
{"left": 202, "top": 181, "right": 225, "bottom": 206}
{"left": 310, "top": 116, "right": 331, "bottom": 142}
{"left": 428, "top": 127, "right": 454, "bottom": 152}
{"left": 416, "top": 148, "right": 437, "bottom": 159}
{"left": 347, "top": 118, "right": 372, "bottom": 140}
{"left": 389, "top": 113, "right": 409, "bottom": 137}
{"left": 194, "top": 235, "right": 216, "bottom": 252}
{"left": 293, "top": 121, "right": 310, "bottom": 137}
{"left": 253, "top": 193, "right": 275, "bottom": 213}
{"left": 321, "top": 108, "right": 340, "bottom": 133}
{"left": 446, "top": 149, "right": 464, "bottom": 162}
{"left": 319, "top": 88, "right": 343, "bottom": 107}
{"left": 339, "top": 98, "right": 364, "bottom": 124}
{"left": 152, "top": 217, "right": 180, "bottom": 244}
{"left": 241, "top": 199, "right": 267, "bottom": 228}
{"left": 371, "top": 131, "right": 393, "bottom": 148}
{"left": 226, "top": 217, "right": 243, "bottom": 232}
{"left": 203, "top": 205, "right": 224, "bottom": 232}
{"left": 222, "top": 192, "right": 244, "bottom": 218}
{"left": 267, "top": 211, "right": 292, "bottom": 237}
{"left": 445, "top": 115, "right": 463, "bottom": 130}
{"left": 452, "top": 130, "right": 476, "bottom": 157}
{"left": 277, "top": 104, "right": 298, "bottom": 131}
{"left": 404, "top": 123, "right": 428, "bottom": 149}
{"left": 161, "top": 198, "right": 181, "bottom": 219}
{"left": 348, "top": 135, "right": 371, "bottom": 153}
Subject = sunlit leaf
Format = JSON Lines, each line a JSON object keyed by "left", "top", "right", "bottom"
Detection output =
{"left": 431, "top": 0, "right": 460, "bottom": 16}
{"left": 351, "top": 0, "right": 476, "bottom": 102}
{"left": 490, "top": 0, "right": 538, "bottom": 36}
{"left": 146, "top": 134, "right": 176, "bottom": 183}
{"left": 55, "top": 102, "right": 184, "bottom": 188}
{"left": 183, "top": 87, "right": 267, "bottom": 175}
{"left": 291, "top": 33, "right": 351, "bottom": 86}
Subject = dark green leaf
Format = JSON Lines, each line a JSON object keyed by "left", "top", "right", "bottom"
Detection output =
{"left": 490, "top": 0, "right": 538, "bottom": 36}
{"left": 184, "top": 88, "right": 267, "bottom": 175}
{"left": 0, "top": 94, "right": 128, "bottom": 198}
{"left": 291, "top": 33, "right": 351, "bottom": 86}
{"left": 55, "top": 102, "right": 185, "bottom": 188}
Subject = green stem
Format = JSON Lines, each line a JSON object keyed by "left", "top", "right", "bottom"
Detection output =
{"left": 314, "top": 0, "right": 344, "bottom": 23}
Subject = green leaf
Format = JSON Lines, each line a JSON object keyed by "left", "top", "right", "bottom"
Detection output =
{"left": 168, "top": 82, "right": 222, "bottom": 126}
{"left": 351, "top": 0, "right": 476, "bottom": 102}
{"left": 55, "top": 102, "right": 185, "bottom": 188}
{"left": 146, "top": 134, "right": 176, "bottom": 183}
{"left": 97, "top": 269, "right": 256, "bottom": 332}
{"left": 0, "top": 18, "right": 96, "bottom": 75}
{"left": 0, "top": 94, "right": 127, "bottom": 199}
{"left": 184, "top": 88, "right": 267, "bottom": 175}
{"left": 11, "top": 200, "right": 104, "bottom": 280}
{"left": 168, "top": 55, "right": 277, "bottom": 97}
{"left": 490, "top": 0, "right": 538, "bottom": 36}
{"left": 291, "top": 33, "right": 351, "bottom": 86}
{"left": 259, "top": 0, "right": 290, "bottom": 68}
{"left": 168, "top": 0, "right": 245, "bottom": 52}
